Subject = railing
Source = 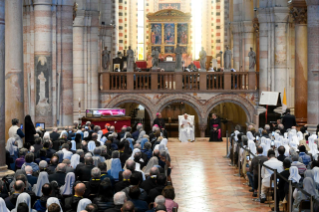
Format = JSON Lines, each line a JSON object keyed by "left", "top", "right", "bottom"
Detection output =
{"left": 99, "top": 72, "right": 259, "bottom": 92}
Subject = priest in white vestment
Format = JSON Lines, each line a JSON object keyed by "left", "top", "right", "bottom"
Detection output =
{"left": 179, "top": 113, "right": 195, "bottom": 142}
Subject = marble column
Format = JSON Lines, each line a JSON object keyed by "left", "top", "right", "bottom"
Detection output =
{"left": 33, "top": 0, "right": 52, "bottom": 125}
{"left": 257, "top": 8, "right": 270, "bottom": 92}
{"left": 273, "top": 7, "right": 290, "bottom": 98}
{"left": 232, "top": 24, "right": 240, "bottom": 70}
{"left": 306, "top": 0, "right": 319, "bottom": 131}
{"left": 60, "top": 0, "right": 74, "bottom": 125}
{"left": 291, "top": 1, "right": 308, "bottom": 126}
{"left": 5, "top": 0, "right": 24, "bottom": 140}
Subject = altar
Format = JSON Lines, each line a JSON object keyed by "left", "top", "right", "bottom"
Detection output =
{"left": 159, "top": 61, "right": 175, "bottom": 72}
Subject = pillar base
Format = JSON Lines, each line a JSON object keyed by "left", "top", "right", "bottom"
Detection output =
{"left": 0, "top": 165, "right": 15, "bottom": 179}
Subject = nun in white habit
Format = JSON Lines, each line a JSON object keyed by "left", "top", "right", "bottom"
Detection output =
{"left": 32, "top": 172, "right": 50, "bottom": 197}
{"left": 60, "top": 172, "right": 75, "bottom": 195}
{"left": 0, "top": 197, "right": 10, "bottom": 212}
{"left": 77, "top": 198, "right": 92, "bottom": 212}
{"left": 11, "top": 193, "right": 37, "bottom": 212}
{"left": 45, "top": 197, "right": 62, "bottom": 212}
{"left": 70, "top": 154, "right": 80, "bottom": 169}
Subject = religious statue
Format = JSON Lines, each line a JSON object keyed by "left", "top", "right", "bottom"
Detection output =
{"left": 127, "top": 46, "right": 134, "bottom": 72}
{"left": 175, "top": 44, "right": 183, "bottom": 72}
{"left": 38, "top": 72, "right": 47, "bottom": 104}
{"left": 151, "top": 49, "right": 159, "bottom": 67}
{"left": 224, "top": 46, "right": 232, "bottom": 70}
{"left": 248, "top": 47, "right": 256, "bottom": 71}
{"left": 199, "top": 47, "right": 207, "bottom": 71}
{"left": 102, "top": 47, "right": 110, "bottom": 70}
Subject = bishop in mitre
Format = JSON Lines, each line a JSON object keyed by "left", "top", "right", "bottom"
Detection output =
{"left": 179, "top": 113, "right": 195, "bottom": 142}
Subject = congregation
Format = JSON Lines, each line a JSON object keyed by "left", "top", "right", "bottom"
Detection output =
{"left": 1, "top": 115, "right": 177, "bottom": 212}
{"left": 232, "top": 109, "right": 319, "bottom": 211}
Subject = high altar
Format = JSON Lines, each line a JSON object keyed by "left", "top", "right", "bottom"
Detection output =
{"left": 146, "top": 9, "right": 192, "bottom": 70}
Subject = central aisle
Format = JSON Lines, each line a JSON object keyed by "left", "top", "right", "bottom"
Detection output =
{"left": 167, "top": 138, "right": 270, "bottom": 212}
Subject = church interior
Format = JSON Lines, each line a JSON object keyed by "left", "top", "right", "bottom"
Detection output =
{"left": 1, "top": 0, "right": 319, "bottom": 211}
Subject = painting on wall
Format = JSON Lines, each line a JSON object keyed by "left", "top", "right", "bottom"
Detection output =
{"left": 159, "top": 3, "right": 181, "bottom": 10}
{"left": 151, "top": 23, "right": 162, "bottom": 45}
{"left": 152, "top": 46, "right": 161, "bottom": 53}
{"left": 165, "top": 46, "right": 175, "bottom": 54}
{"left": 180, "top": 46, "right": 187, "bottom": 53}
{"left": 164, "top": 23, "right": 175, "bottom": 45}
{"left": 35, "top": 55, "right": 52, "bottom": 116}
{"left": 177, "top": 23, "right": 188, "bottom": 44}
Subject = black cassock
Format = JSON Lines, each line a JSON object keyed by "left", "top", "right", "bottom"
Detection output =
{"left": 209, "top": 118, "right": 222, "bottom": 142}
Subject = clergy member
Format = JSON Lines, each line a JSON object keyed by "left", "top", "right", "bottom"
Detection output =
{"left": 180, "top": 113, "right": 195, "bottom": 143}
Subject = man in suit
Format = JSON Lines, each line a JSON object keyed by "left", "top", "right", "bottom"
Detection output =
{"left": 277, "top": 146, "right": 286, "bottom": 162}
{"left": 115, "top": 170, "right": 132, "bottom": 193}
{"left": 248, "top": 146, "right": 268, "bottom": 197}
{"left": 49, "top": 163, "right": 67, "bottom": 186}
{"left": 64, "top": 183, "right": 86, "bottom": 212}
{"left": 50, "top": 127, "right": 60, "bottom": 142}
{"left": 4, "top": 180, "right": 25, "bottom": 210}
{"left": 140, "top": 167, "right": 159, "bottom": 194}
{"left": 25, "top": 165, "right": 37, "bottom": 187}
{"left": 47, "top": 155, "right": 59, "bottom": 173}
{"left": 148, "top": 174, "right": 167, "bottom": 203}
{"left": 75, "top": 156, "right": 95, "bottom": 181}
{"left": 260, "top": 150, "right": 284, "bottom": 203}
{"left": 62, "top": 159, "right": 75, "bottom": 173}
{"left": 275, "top": 159, "right": 291, "bottom": 210}
{"left": 105, "top": 191, "right": 127, "bottom": 212}
{"left": 282, "top": 109, "right": 297, "bottom": 130}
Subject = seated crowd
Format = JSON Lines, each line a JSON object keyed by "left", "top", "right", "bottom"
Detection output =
{"left": 232, "top": 121, "right": 319, "bottom": 211}
{"left": 2, "top": 118, "right": 178, "bottom": 212}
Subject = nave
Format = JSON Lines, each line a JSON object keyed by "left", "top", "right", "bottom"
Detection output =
{"left": 168, "top": 139, "right": 270, "bottom": 212}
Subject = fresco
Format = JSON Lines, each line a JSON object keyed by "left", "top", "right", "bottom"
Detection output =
{"left": 159, "top": 3, "right": 181, "bottom": 10}
{"left": 165, "top": 46, "right": 175, "bottom": 54}
{"left": 152, "top": 46, "right": 161, "bottom": 53}
{"left": 164, "top": 23, "right": 175, "bottom": 45}
{"left": 151, "top": 23, "right": 162, "bottom": 45}
{"left": 177, "top": 23, "right": 188, "bottom": 44}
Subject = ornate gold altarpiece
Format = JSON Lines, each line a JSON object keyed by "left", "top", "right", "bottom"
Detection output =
{"left": 146, "top": 9, "right": 192, "bottom": 58}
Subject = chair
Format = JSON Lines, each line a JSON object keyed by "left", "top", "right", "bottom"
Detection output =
{"left": 299, "top": 200, "right": 310, "bottom": 212}
{"left": 266, "top": 173, "right": 275, "bottom": 207}
{"left": 178, "top": 114, "right": 195, "bottom": 143}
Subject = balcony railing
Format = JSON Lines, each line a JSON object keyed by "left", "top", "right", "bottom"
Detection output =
{"left": 99, "top": 72, "right": 259, "bottom": 93}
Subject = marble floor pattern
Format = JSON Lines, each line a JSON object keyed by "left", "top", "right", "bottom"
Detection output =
{"left": 167, "top": 138, "right": 271, "bottom": 212}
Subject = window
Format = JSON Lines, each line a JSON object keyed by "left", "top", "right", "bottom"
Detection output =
{"left": 137, "top": 0, "right": 145, "bottom": 60}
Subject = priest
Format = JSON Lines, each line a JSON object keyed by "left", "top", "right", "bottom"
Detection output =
{"left": 179, "top": 113, "right": 195, "bottom": 142}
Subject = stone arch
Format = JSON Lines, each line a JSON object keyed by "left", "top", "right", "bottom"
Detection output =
{"left": 155, "top": 94, "right": 205, "bottom": 123}
{"left": 205, "top": 94, "right": 255, "bottom": 124}
{"left": 104, "top": 94, "right": 156, "bottom": 124}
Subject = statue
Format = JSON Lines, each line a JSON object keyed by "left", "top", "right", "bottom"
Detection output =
{"left": 127, "top": 46, "right": 134, "bottom": 72}
{"left": 175, "top": 44, "right": 183, "bottom": 72}
{"left": 248, "top": 47, "right": 256, "bottom": 71}
{"left": 199, "top": 47, "right": 207, "bottom": 71}
{"left": 151, "top": 48, "right": 159, "bottom": 67}
{"left": 224, "top": 46, "right": 232, "bottom": 70}
{"left": 102, "top": 47, "right": 110, "bottom": 70}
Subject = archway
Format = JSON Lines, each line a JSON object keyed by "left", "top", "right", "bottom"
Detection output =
{"left": 116, "top": 102, "right": 152, "bottom": 133}
{"left": 159, "top": 102, "right": 200, "bottom": 137}
{"left": 206, "top": 102, "right": 247, "bottom": 137}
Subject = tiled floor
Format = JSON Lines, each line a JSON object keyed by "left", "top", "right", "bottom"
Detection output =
{"left": 167, "top": 138, "right": 271, "bottom": 212}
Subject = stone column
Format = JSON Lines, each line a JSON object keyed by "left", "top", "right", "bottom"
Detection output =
{"left": 232, "top": 24, "right": 240, "bottom": 70}
{"left": 306, "top": 0, "right": 319, "bottom": 131}
{"left": 61, "top": 0, "right": 74, "bottom": 125}
{"left": 5, "top": 0, "right": 24, "bottom": 140}
{"left": 273, "top": 7, "right": 290, "bottom": 97}
{"left": 290, "top": 0, "right": 308, "bottom": 126}
{"left": 33, "top": 0, "right": 53, "bottom": 125}
{"left": 257, "top": 10, "right": 269, "bottom": 92}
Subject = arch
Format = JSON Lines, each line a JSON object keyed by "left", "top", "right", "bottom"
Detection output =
{"left": 155, "top": 94, "right": 204, "bottom": 123}
{"left": 205, "top": 94, "right": 256, "bottom": 124}
{"left": 104, "top": 94, "right": 156, "bottom": 123}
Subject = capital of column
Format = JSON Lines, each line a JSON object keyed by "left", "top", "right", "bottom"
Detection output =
{"left": 272, "top": 7, "right": 290, "bottom": 23}
{"left": 289, "top": 0, "right": 308, "bottom": 24}
{"left": 257, "top": 8, "right": 270, "bottom": 23}
{"left": 306, "top": 0, "right": 319, "bottom": 6}
{"left": 33, "top": 0, "right": 53, "bottom": 5}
